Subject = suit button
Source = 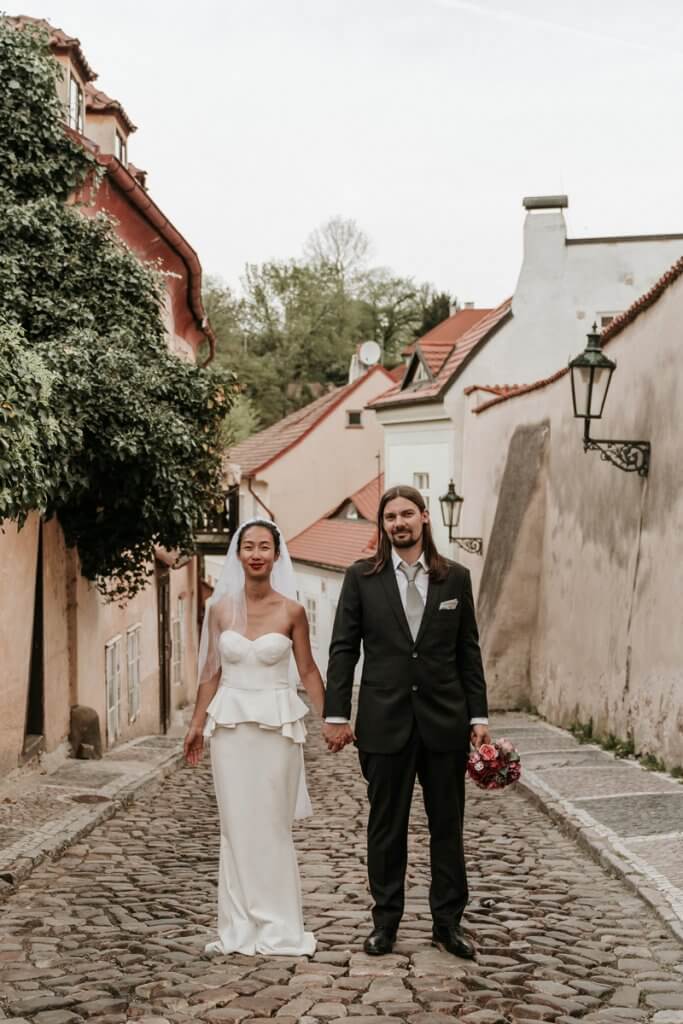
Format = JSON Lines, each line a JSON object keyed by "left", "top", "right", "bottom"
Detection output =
{"left": 411, "top": 685, "right": 418, "bottom": 692}
{"left": 412, "top": 652, "right": 418, "bottom": 659}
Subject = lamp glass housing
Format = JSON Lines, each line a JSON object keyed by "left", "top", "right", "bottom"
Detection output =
{"left": 569, "top": 330, "right": 616, "bottom": 420}
{"left": 439, "top": 481, "right": 464, "bottom": 530}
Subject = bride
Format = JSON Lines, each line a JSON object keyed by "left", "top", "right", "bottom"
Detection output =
{"left": 183, "top": 517, "right": 325, "bottom": 956}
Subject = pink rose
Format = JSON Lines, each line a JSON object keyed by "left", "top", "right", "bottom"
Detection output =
{"left": 498, "top": 738, "right": 514, "bottom": 754}
{"left": 479, "top": 743, "right": 497, "bottom": 762}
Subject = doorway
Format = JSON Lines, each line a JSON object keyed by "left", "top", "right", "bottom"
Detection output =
{"left": 23, "top": 522, "right": 44, "bottom": 762}
{"left": 157, "top": 567, "right": 171, "bottom": 733}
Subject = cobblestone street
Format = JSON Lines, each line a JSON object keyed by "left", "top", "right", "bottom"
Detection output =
{"left": 1, "top": 714, "right": 682, "bottom": 1024}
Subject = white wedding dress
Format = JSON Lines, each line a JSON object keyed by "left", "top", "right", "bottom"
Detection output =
{"left": 202, "top": 630, "right": 316, "bottom": 956}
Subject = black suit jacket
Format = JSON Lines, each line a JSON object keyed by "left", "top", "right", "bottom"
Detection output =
{"left": 324, "top": 557, "right": 488, "bottom": 754}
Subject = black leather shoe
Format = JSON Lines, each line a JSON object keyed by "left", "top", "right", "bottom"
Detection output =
{"left": 432, "top": 924, "right": 475, "bottom": 959}
{"left": 364, "top": 926, "right": 396, "bottom": 956}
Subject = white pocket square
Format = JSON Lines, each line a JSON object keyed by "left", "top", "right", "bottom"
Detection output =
{"left": 439, "top": 598, "right": 459, "bottom": 611}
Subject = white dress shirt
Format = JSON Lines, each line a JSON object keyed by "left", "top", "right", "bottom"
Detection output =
{"left": 325, "top": 549, "right": 488, "bottom": 727}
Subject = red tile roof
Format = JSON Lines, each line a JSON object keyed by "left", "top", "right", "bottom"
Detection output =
{"left": 415, "top": 307, "right": 493, "bottom": 375}
{"left": 388, "top": 364, "right": 405, "bottom": 383}
{"left": 85, "top": 83, "right": 137, "bottom": 133}
{"left": 9, "top": 15, "right": 98, "bottom": 81}
{"left": 288, "top": 474, "right": 382, "bottom": 570}
{"left": 473, "top": 254, "right": 683, "bottom": 415}
{"left": 369, "top": 299, "right": 512, "bottom": 410}
{"left": 229, "top": 366, "right": 393, "bottom": 476}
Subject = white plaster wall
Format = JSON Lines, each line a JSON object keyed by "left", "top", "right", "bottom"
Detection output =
{"left": 292, "top": 562, "right": 363, "bottom": 683}
{"left": 466, "top": 211, "right": 683, "bottom": 389}
{"left": 462, "top": 274, "right": 683, "bottom": 767}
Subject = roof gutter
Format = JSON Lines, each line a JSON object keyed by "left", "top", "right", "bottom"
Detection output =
{"left": 96, "top": 154, "right": 217, "bottom": 365}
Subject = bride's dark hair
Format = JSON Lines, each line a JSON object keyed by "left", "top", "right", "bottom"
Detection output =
{"left": 236, "top": 519, "right": 281, "bottom": 555}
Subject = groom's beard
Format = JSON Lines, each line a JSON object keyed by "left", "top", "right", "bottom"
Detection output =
{"left": 390, "top": 529, "right": 423, "bottom": 549}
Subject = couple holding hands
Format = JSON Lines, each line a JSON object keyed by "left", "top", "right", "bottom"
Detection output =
{"left": 184, "top": 484, "right": 490, "bottom": 960}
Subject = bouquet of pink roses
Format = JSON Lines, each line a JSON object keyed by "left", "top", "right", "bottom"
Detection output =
{"left": 467, "top": 738, "right": 521, "bottom": 790}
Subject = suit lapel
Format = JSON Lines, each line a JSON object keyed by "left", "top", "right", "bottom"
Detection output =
{"left": 415, "top": 574, "right": 444, "bottom": 646}
{"left": 378, "top": 563, "right": 413, "bottom": 644}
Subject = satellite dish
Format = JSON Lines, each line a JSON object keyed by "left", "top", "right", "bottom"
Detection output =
{"left": 359, "top": 340, "right": 381, "bottom": 367}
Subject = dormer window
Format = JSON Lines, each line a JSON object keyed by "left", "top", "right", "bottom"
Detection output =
{"left": 412, "top": 361, "right": 430, "bottom": 384}
{"left": 68, "top": 73, "right": 84, "bottom": 133}
{"left": 115, "top": 131, "right": 127, "bottom": 166}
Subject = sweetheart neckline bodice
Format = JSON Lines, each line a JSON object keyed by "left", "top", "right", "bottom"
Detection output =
{"left": 219, "top": 630, "right": 292, "bottom": 646}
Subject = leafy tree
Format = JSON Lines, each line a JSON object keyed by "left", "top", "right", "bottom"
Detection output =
{"left": 0, "top": 18, "right": 236, "bottom": 599}
{"left": 413, "top": 290, "right": 454, "bottom": 337}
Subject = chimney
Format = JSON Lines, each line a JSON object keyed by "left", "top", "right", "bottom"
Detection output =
{"left": 464, "top": 301, "right": 475, "bottom": 309}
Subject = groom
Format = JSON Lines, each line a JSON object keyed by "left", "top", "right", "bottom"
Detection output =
{"left": 322, "top": 485, "right": 490, "bottom": 959}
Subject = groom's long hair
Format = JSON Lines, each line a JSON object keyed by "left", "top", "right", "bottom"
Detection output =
{"left": 365, "top": 485, "right": 449, "bottom": 581}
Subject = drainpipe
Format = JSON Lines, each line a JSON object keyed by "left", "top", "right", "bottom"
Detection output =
{"left": 247, "top": 477, "right": 275, "bottom": 522}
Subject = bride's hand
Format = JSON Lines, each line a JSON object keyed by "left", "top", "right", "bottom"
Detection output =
{"left": 184, "top": 724, "right": 204, "bottom": 767}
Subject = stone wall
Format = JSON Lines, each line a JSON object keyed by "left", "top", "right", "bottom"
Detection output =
{"left": 463, "top": 271, "right": 683, "bottom": 768}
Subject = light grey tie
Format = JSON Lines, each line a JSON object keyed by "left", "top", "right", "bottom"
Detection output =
{"left": 399, "top": 561, "right": 425, "bottom": 640}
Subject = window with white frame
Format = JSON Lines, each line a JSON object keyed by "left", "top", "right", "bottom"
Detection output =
{"left": 305, "top": 597, "right": 318, "bottom": 643}
{"left": 68, "top": 74, "right": 84, "bottom": 133}
{"left": 105, "top": 636, "right": 123, "bottom": 742}
{"left": 172, "top": 595, "right": 186, "bottom": 686}
{"left": 115, "top": 130, "right": 127, "bottom": 166}
{"left": 413, "top": 471, "right": 430, "bottom": 509}
{"left": 126, "top": 625, "right": 141, "bottom": 722}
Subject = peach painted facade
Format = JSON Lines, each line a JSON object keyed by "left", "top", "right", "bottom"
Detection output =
{"left": 236, "top": 369, "right": 394, "bottom": 543}
{"left": 0, "top": 18, "right": 212, "bottom": 776}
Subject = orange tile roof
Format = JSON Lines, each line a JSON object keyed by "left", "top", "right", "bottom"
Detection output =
{"left": 9, "top": 15, "right": 98, "bottom": 81}
{"left": 85, "top": 83, "right": 137, "bottom": 133}
{"left": 369, "top": 299, "right": 512, "bottom": 411}
{"left": 229, "top": 366, "right": 393, "bottom": 476}
{"left": 473, "top": 254, "right": 683, "bottom": 415}
{"left": 288, "top": 474, "right": 382, "bottom": 570}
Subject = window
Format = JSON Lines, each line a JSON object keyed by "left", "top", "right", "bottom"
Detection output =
{"left": 346, "top": 410, "right": 362, "bottom": 428}
{"left": 68, "top": 74, "right": 84, "bottom": 133}
{"left": 171, "top": 596, "right": 186, "bottom": 686}
{"left": 105, "top": 636, "right": 123, "bottom": 742}
{"left": 598, "top": 311, "right": 621, "bottom": 328}
{"left": 305, "top": 597, "right": 318, "bottom": 643}
{"left": 412, "top": 361, "right": 430, "bottom": 384}
{"left": 413, "top": 471, "right": 430, "bottom": 509}
{"left": 126, "top": 626, "right": 141, "bottom": 722}
{"left": 115, "top": 131, "right": 127, "bottom": 166}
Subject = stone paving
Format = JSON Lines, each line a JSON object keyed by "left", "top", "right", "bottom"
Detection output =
{"left": 0, "top": 738, "right": 183, "bottom": 894}
{"left": 507, "top": 720, "right": 683, "bottom": 937}
{"left": 1, "top": 713, "right": 682, "bottom": 1023}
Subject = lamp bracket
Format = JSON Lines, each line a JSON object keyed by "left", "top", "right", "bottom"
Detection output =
{"left": 452, "top": 536, "right": 484, "bottom": 555}
{"left": 583, "top": 436, "right": 650, "bottom": 477}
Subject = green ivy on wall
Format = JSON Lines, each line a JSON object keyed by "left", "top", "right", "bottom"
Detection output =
{"left": 0, "top": 18, "right": 237, "bottom": 600}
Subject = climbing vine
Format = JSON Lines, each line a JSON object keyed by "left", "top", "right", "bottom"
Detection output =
{"left": 0, "top": 18, "right": 236, "bottom": 599}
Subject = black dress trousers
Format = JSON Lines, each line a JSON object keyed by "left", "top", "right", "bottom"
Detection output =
{"left": 359, "top": 726, "right": 468, "bottom": 931}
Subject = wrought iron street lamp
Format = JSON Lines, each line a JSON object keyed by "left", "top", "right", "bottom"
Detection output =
{"left": 569, "top": 325, "right": 650, "bottom": 477}
{"left": 438, "top": 481, "right": 483, "bottom": 555}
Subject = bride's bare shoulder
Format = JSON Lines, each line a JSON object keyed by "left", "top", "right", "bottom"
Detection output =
{"left": 284, "top": 596, "right": 306, "bottom": 623}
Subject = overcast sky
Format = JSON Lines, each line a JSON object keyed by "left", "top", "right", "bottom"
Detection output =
{"left": 23, "top": 0, "right": 683, "bottom": 305}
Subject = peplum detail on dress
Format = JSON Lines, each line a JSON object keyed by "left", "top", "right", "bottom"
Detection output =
{"left": 202, "top": 630, "right": 309, "bottom": 744}
{"left": 203, "top": 685, "right": 308, "bottom": 742}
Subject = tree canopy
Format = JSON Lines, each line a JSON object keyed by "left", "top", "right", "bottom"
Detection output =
{"left": 0, "top": 18, "right": 236, "bottom": 599}
{"left": 206, "top": 219, "right": 454, "bottom": 429}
